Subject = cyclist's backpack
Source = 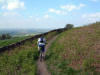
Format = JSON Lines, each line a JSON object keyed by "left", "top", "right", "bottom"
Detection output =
{"left": 40, "top": 37, "right": 44, "bottom": 43}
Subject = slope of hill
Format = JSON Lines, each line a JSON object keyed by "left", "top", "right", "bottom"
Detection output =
{"left": 46, "top": 22, "right": 100, "bottom": 75}
{"left": 0, "top": 31, "right": 59, "bottom": 75}
{"left": 0, "top": 36, "right": 29, "bottom": 48}
{"left": 0, "top": 22, "right": 100, "bottom": 75}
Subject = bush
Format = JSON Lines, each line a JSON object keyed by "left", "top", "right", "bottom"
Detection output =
{"left": 65, "top": 24, "right": 74, "bottom": 30}
{"left": 0, "top": 33, "right": 12, "bottom": 40}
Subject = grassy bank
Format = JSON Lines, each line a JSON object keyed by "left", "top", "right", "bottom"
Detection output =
{"left": 0, "top": 31, "right": 59, "bottom": 75}
{"left": 0, "top": 39, "right": 38, "bottom": 75}
{"left": 46, "top": 22, "right": 100, "bottom": 75}
{"left": 0, "top": 36, "right": 30, "bottom": 48}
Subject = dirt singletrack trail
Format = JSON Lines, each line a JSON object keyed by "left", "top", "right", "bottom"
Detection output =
{"left": 37, "top": 35, "right": 58, "bottom": 75}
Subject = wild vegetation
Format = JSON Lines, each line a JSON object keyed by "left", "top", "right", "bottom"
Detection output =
{"left": 0, "top": 22, "right": 100, "bottom": 75}
{"left": 0, "top": 36, "right": 29, "bottom": 48}
{"left": 65, "top": 24, "right": 74, "bottom": 30}
{"left": 0, "top": 31, "right": 59, "bottom": 75}
{"left": 0, "top": 33, "right": 12, "bottom": 40}
{"left": 0, "top": 39, "right": 38, "bottom": 75}
{"left": 46, "top": 22, "right": 100, "bottom": 75}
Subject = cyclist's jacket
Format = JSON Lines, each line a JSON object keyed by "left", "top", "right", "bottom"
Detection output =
{"left": 37, "top": 37, "right": 46, "bottom": 47}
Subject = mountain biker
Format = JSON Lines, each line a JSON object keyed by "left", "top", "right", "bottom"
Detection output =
{"left": 37, "top": 35, "right": 46, "bottom": 60}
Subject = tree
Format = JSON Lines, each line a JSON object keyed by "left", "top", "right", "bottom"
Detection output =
{"left": 65, "top": 24, "right": 74, "bottom": 30}
{"left": 0, "top": 33, "right": 12, "bottom": 40}
{"left": 6, "top": 33, "right": 12, "bottom": 39}
{"left": 0, "top": 35, "right": 2, "bottom": 40}
{"left": 1, "top": 34, "right": 6, "bottom": 40}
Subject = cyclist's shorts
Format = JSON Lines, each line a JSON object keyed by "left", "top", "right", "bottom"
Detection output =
{"left": 40, "top": 46, "right": 45, "bottom": 53}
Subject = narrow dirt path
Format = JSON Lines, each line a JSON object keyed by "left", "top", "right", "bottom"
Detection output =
{"left": 37, "top": 35, "right": 58, "bottom": 75}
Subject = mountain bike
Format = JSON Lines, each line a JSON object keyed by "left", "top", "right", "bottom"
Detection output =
{"left": 39, "top": 46, "right": 45, "bottom": 61}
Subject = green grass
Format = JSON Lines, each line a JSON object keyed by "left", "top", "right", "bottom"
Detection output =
{"left": 46, "top": 22, "right": 100, "bottom": 75}
{"left": 0, "top": 39, "right": 38, "bottom": 75}
{"left": 0, "top": 31, "right": 59, "bottom": 75}
{"left": 0, "top": 36, "right": 30, "bottom": 48}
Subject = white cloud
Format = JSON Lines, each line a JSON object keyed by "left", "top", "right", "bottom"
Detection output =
{"left": 48, "top": 4, "right": 85, "bottom": 15}
{"left": 44, "top": 14, "right": 50, "bottom": 19}
{"left": 49, "top": 8, "right": 67, "bottom": 15}
{"left": 36, "top": 18, "right": 40, "bottom": 22}
{"left": 1, "top": 0, "right": 25, "bottom": 10}
{"left": 7, "top": 2, "right": 19, "bottom": 10}
{"left": 20, "top": 2, "right": 24, "bottom": 8}
{"left": 0, "top": 0, "right": 4, "bottom": 3}
{"left": 49, "top": 8, "right": 61, "bottom": 14}
{"left": 29, "top": 16, "right": 33, "bottom": 18}
{"left": 82, "top": 12, "right": 100, "bottom": 22}
{"left": 1, "top": 5, "right": 6, "bottom": 9}
{"left": 2, "top": 12, "right": 20, "bottom": 16}
{"left": 61, "top": 4, "right": 86, "bottom": 12}
{"left": 90, "top": 0, "right": 99, "bottom": 2}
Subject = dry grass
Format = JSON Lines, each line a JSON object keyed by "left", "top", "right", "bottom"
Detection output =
{"left": 46, "top": 22, "right": 100, "bottom": 75}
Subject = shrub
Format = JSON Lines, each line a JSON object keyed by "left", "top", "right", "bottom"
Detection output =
{"left": 0, "top": 33, "right": 12, "bottom": 40}
{"left": 65, "top": 24, "right": 74, "bottom": 30}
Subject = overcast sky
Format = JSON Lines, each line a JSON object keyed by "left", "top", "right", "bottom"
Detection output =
{"left": 0, "top": 0, "right": 100, "bottom": 29}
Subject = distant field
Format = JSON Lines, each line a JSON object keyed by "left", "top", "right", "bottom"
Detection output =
{"left": 0, "top": 29, "right": 51, "bottom": 36}
{"left": 0, "top": 29, "right": 51, "bottom": 48}
{"left": 0, "top": 36, "right": 30, "bottom": 48}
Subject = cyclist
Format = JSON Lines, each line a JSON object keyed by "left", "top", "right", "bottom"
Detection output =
{"left": 37, "top": 35, "right": 46, "bottom": 61}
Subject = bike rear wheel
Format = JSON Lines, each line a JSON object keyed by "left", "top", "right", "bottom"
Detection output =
{"left": 39, "top": 46, "right": 45, "bottom": 61}
{"left": 40, "top": 50, "right": 43, "bottom": 61}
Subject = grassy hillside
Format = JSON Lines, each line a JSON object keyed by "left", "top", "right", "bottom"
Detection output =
{"left": 0, "top": 36, "right": 30, "bottom": 48}
{"left": 46, "top": 22, "right": 100, "bottom": 75}
{"left": 0, "top": 31, "right": 59, "bottom": 75}
{"left": 0, "top": 39, "right": 37, "bottom": 75}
